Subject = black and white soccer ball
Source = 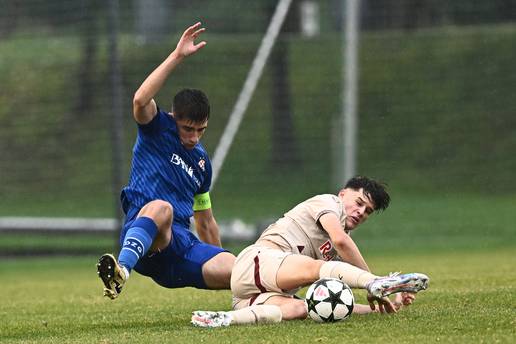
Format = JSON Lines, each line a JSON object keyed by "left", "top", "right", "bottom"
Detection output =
{"left": 305, "top": 278, "right": 354, "bottom": 323}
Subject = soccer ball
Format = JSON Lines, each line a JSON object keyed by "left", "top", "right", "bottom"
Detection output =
{"left": 305, "top": 278, "right": 354, "bottom": 322}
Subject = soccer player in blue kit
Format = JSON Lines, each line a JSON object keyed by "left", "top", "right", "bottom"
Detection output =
{"left": 97, "top": 22, "right": 235, "bottom": 299}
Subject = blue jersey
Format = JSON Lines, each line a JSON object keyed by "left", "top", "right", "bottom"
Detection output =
{"left": 121, "top": 108, "right": 212, "bottom": 228}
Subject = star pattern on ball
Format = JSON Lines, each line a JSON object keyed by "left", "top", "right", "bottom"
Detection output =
{"left": 326, "top": 283, "right": 343, "bottom": 321}
{"left": 305, "top": 278, "right": 354, "bottom": 323}
{"left": 306, "top": 297, "right": 319, "bottom": 314}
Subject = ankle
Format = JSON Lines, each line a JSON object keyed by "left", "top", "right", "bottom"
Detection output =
{"left": 121, "top": 266, "right": 130, "bottom": 280}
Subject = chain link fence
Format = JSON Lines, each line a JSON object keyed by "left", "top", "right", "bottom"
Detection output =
{"left": 1, "top": 0, "right": 515, "bottom": 254}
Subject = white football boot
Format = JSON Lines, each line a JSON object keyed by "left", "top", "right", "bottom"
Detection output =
{"left": 367, "top": 272, "right": 429, "bottom": 298}
{"left": 191, "top": 311, "right": 233, "bottom": 328}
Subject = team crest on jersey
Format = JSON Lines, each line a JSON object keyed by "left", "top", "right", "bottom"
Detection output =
{"left": 198, "top": 158, "right": 206, "bottom": 172}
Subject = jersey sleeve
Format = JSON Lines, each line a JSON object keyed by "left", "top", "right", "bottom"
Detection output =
{"left": 137, "top": 107, "right": 176, "bottom": 136}
{"left": 305, "top": 195, "right": 342, "bottom": 222}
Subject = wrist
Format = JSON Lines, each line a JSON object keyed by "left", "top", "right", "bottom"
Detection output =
{"left": 170, "top": 50, "right": 186, "bottom": 61}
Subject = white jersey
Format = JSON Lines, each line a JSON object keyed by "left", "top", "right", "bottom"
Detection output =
{"left": 256, "top": 194, "right": 347, "bottom": 261}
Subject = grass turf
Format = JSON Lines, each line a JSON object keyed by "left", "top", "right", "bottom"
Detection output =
{"left": 1, "top": 246, "right": 514, "bottom": 343}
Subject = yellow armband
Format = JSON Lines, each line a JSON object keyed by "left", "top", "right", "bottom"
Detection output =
{"left": 193, "top": 192, "right": 212, "bottom": 211}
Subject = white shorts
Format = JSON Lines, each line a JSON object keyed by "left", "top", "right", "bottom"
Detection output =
{"left": 230, "top": 244, "right": 293, "bottom": 300}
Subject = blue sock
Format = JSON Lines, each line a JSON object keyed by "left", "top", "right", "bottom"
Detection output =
{"left": 118, "top": 217, "right": 158, "bottom": 273}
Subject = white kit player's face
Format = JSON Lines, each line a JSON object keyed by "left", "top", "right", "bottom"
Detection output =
{"left": 176, "top": 119, "right": 208, "bottom": 150}
{"left": 339, "top": 188, "right": 375, "bottom": 231}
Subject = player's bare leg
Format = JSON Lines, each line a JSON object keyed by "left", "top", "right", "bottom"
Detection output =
{"left": 275, "top": 254, "right": 325, "bottom": 291}
{"left": 317, "top": 261, "right": 429, "bottom": 297}
{"left": 136, "top": 200, "right": 173, "bottom": 251}
{"left": 191, "top": 294, "right": 305, "bottom": 327}
{"left": 201, "top": 252, "right": 235, "bottom": 289}
{"left": 192, "top": 305, "right": 282, "bottom": 328}
{"left": 274, "top": 255, "right": 384, "bottom": 311}
{"left": 262, "top": 295, "right": 307, "bottom": 320}
{"left": 97, "top": 200, "right": 173, "bottom": 299}
{"left": 275, "top": 256, "right": 428, "bottom": 312}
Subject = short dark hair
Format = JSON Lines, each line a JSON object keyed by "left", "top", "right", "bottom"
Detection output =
{"left": 172, "top": 88, "right": 210, "bottom": 123}
{"left": 344, "top": 176, "right": 390, "bottom": 212}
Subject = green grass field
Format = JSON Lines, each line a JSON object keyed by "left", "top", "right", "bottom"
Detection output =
{"left": 1, "top": 23, "right": 515, "bottom": 343}
{"left": 1, "top": 245, "right": 514, "bottom": 344}
{"left": 1, "top": 193, "right": 515, "bottom": 342}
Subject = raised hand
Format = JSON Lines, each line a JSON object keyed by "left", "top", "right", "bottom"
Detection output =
{"left": 174, "top": 22, "right": 207, "bottom": 58}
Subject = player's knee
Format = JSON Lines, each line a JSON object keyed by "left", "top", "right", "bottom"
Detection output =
{"left": 203, "top": 252, "right": 235, "bottom": 289}
{"left": 154, "top": 200, "right": 174, "bottom": 222}
{"left": 220, "top": 256, "right": 235, "bottom": 280}
{"left": 303, "top": 259, "right": 325, "bottom": 282}
{"left": 219, "top": 252, "right": 235, "bottom": 276}
{"left": 141, "top": 200, "right": 174, "bottom": 227}
{"left": 208, "top": 253, "right": 233, "bottom": 279}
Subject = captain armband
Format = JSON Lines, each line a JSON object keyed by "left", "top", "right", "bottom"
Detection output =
{"left": 193, "top": 192, "right": 212, "bottom": 211}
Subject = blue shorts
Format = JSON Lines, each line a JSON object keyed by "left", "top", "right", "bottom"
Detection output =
{"left": 120, "top": 208, "right": 226, "bottom": 289}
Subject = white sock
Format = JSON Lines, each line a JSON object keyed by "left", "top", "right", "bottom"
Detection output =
{"left": 121, "top": 266, "right": 130, "bottom": 280}
{"left": 319, "top": 261, "right": 378, "bottom": 289}
{"left": 229, "top": 305, "right": 282, "bottom": 325}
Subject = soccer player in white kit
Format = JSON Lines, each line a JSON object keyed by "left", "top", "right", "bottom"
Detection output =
{"left": 192, "top": 176, "right": 429, "bottom": 327}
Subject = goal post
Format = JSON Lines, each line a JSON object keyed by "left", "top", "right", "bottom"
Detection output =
{"left": 210, "top": 0, "right": 294, "bottom": 187}
{"left": 341, "top": 0, "right": 360, "bottom": 184}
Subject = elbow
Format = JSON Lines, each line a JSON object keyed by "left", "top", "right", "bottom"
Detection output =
{"left": 133, "top": 92, "right": 145, "bottom": 109}
{"left": 332, "top": 236, "right": 351, "bottom": 251}
{"left": 333, "top": 240, "right": 347, "bottom": 252}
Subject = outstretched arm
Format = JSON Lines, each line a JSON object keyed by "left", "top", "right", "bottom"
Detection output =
{"left": 133, "top": 22, "right": 207, "bottom": 124}
{"left": 355, "top": 292, "right": 417, "bottom": 315}
{"left": 319, "top": 213, "right": 370, "bottom": 271}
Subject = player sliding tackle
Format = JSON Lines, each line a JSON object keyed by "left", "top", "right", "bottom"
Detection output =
{"left": 192, "top": 176, "right": 429, "bottom": 327}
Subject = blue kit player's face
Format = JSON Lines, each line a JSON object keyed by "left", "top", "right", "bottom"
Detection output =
{"left": 176, "top": 119, "right": 208, "bottom": 150}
